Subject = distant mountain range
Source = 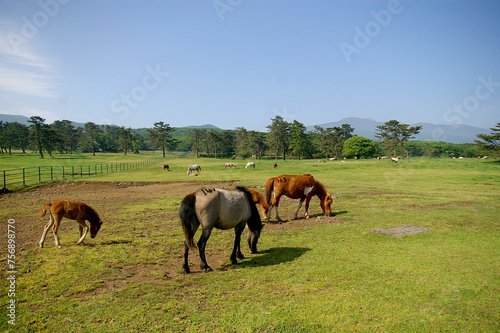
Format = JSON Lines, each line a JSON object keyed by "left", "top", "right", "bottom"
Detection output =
{"left": 0, "top": 114, "right": 488, "bottom": 144}
{"left": 308, "top": 117, "right": 488, "bottom": 144}
{"left": 0, "top": 114, "right": 87, "bottom": 128}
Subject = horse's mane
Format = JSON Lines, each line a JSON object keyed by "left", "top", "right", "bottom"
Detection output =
{"left": 315, "top": 181, "right": 330, "bottom": 198}
{"left": 236, "top": 186, "right": 263, "bottom": 231}
{"left": 82, "top": 204, "right": 102, "bottom": 224}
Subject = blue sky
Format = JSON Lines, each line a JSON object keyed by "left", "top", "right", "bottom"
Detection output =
{"left": 1, "top": 0, "right": 499, "bottom": 131}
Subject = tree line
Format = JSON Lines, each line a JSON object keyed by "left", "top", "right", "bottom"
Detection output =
{"left": 0, "top": 116, "right": 497, "bottom": 159}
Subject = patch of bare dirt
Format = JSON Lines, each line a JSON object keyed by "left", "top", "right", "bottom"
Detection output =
{"left": 370, "top": 225, "right": 430, "bottom": 237}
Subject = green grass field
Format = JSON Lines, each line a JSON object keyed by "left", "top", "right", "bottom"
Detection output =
{"left": 1, "top": 152, "right": 499, "bottom": 332}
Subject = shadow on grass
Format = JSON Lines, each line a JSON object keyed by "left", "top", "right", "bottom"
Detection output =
{"left": 308, "top": 210, "right": 348, "bottom": 218}
{"left": 86, "top": 239, "right": 133, "bottom": 246}
{"left": 222, "top": 247, "right": 311, "bottom": 270}
{"left": 266, "top": 210, "right": 348, "bottom": 223}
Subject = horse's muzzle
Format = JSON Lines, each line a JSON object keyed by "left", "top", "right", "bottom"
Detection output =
{"left": 90, "top": 235, "right": 96, "bottom": 239}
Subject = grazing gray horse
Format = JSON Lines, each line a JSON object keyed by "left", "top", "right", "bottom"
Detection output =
{"left": 179, "top": 187, "right": 263, "bottom": 273}
{"left": 245, "top": 162, "right": 255, "bottom": 169}
{"left": 187, "top": 164, "right": 201, "bottom": 175}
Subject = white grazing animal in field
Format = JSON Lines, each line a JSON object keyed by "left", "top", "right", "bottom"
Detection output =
{"left": 245, "top": 162, "right": 255, "bottom": 169}
{"left": 187, "top": 164, "right": 201, "bottom": 175}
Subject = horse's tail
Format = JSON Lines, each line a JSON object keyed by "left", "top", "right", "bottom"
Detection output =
{"left": 39, "top": 203, "right": 52, "bottom": 218}
{"left": 179, "top": 193, "right": 198, "bottom": 249}
{"left": 265, "top": 177, "right": 275, "bottom": 205}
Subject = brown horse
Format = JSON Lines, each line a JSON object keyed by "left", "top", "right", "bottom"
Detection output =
{"left": 265, "top": 173, "right": 335, "bottom": 221}
{"left": 248, "top": 189, "right": 269, "bottom": 220}
{"left": 163, "top": 164, "right": 170, "bottom": 170}
{"left": 39, "top": 200, "right": 103, "bottom": 248}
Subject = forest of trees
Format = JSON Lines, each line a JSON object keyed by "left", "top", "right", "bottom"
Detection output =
{"left": 0, "top": 116, "right": 495, "bottom": 160}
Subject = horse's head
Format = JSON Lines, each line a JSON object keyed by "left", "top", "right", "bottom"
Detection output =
{"left": 323, "top": 193, "right": 339, "bottom": 216}
{"left": 247, "top": 229, "right": 261, "bottom": 254}
{"left": 320, "top": 193, "right": 336, "bottom": 217}
{"left": 90, "top": 220, "right": 103, "bottom": 238}
{"left": 261, "top": 202, "right": 270, "bottom": 220}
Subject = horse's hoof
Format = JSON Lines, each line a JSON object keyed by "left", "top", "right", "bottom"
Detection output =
{"left": 204, "top": 267, "right": 213, "bottom": 273}
{"left": 57, "top": 245, "right": 62, "bottom": 249}
{"left": 183, "top": 266, "right": 190, "bottom": 274}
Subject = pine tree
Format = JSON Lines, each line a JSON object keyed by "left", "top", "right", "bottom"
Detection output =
{"left": 375, "top": 120, "right": 422, "bottom": 159}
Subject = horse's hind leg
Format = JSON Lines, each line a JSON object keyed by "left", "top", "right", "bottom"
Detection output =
{"left": 270, "top": 196, "right": 282, "bottom": 222}
{"left": 52, "top": 217, "right": 63, "bottom": 248}
{"left": 274, "top": 205, "right": 281, "bottom": 222}
{"left": 197, "top": 228, "right": 213, "bottom": 272}
{"left": 39, "top": 215, "right": 55, "bottom": 248}
{"left": 294, "top": 198, "right": 305, "bottom": 219}
{"left": 183, "top": 241, "right": 191, "bottom": 274}
{"left": 231, "top": 222, "right": 246, "bottom": 264}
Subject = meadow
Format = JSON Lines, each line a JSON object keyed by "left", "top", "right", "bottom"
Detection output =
{"left": 0, "top": 152, "right": 499, "bottom": 332}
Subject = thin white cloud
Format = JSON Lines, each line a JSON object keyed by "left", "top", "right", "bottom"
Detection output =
{"left": 0, "top": 66, "right": 59, "bottom": 98}
{"left": 0, "top": 19, "right": 60, "bottom": 98}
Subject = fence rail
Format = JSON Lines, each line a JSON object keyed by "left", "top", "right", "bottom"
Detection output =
{"left": 1, "top": 160, "right": 153, "bottom": 190}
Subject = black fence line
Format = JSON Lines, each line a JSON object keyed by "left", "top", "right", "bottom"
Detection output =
{"left": 1, "top": 160, "right": 153, "bottom": 190}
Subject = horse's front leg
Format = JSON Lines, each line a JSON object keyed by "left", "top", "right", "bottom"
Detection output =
{"left": 304, "top": 195, "right": 314, "bottom": 219}
{"left": 76, "top": 220, "right": 88, "bottom": 245}
{"left": 197, "top": 228, "right": 213, "bottom": 272}
{"left": 231, "top": 223, "right": 246, "bottom": 264}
